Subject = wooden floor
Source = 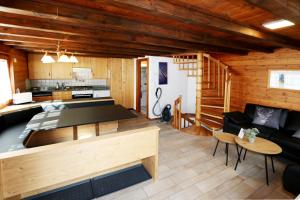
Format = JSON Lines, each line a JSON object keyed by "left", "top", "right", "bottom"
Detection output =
{"left": 97, "top": 113, "right": 294, "bottom": 200}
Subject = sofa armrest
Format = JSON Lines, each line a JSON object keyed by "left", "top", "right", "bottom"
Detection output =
{"left": 283, "top": 164, "right": 300, "bottom": 195}
{"left": 223, "top": 111, "right": 251, "bottom": 125}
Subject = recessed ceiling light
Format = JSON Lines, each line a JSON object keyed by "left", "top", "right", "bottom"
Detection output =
{"left": 263, "top": 19, "right": 295, "bottom": 30}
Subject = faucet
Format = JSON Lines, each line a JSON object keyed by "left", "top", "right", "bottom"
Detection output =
{"left": 61, "top": 82, "right": 65, "bottom": 90}
{"left": 56, "top": 82, "right": 60, "bottom": 90}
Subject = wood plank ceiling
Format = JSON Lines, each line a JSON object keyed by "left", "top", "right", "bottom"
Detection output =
{"left": 0, "top": 0, "right": 299, "bottom": 58}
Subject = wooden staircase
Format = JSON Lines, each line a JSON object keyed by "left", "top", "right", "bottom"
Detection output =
{"left": 172, "top": 53, "right": 232, "bottom": 134}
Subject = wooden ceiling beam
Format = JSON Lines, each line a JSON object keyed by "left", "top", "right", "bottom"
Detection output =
{"left": 0, "top": 27, "right": 185, "bottom": 53}
{"left": 3, "top": 41, "right": 169, "bottom": 56}
{"left": 0, "top": 0, "right": 273, "bottom": 53}
{"left": 61, "top": 0, "right": 300, "bottom": 50}
{"left": 246, "top": 0, "right": 300, "bottom": 25}
{"left": 15, "top": 46, "right": 143, "bottom": 57}
{"left": 0, "top": 24, "right": 248, "bottom": 55}
{"left": 20, "top": 48, "right": 136, "bottom": 58}
{"left": 0, "top": 35, "right": 175, "bottom": 56}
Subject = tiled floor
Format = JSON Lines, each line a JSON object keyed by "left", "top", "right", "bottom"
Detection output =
{"left": 96, "top": 114, "right": 294, "bottom": 200}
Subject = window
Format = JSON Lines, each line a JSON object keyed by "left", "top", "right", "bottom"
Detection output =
{"left": 269, "top": 70, "right": 300, "bottom": 90}
{"left": 0, "top": 59, "right": 12, "bottom": 105}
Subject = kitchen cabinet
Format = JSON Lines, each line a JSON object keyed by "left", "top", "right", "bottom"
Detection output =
{"left": 91, "top": 58, "right": 108, "bottom": 79}
{"left": 108, "top": 58, "right": 134, "bottom": 108}
{"left": 52, "top": 91, "right": 72, "bottom": 100}
{"left": 73, "top": 56, "right": 91, "bottom": 68}
{"left": 51, "top": 62, "right": 73, "bottom": 79}
{"left": 28, "top": 54, "right": 52, "bottom": 79}
{"left": 33, "top": 96, "right": 53, "bottom": 102}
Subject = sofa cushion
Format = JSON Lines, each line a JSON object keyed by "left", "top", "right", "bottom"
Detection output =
{"left": 244, "top": 103, "right": 257, "bottom": 120}
{"left": 3, "top": 107, "right": 43, "bottom": 127}
{"left": 252, "top": 106, "right": 282, "bottom": 129}
{"left": 292, "top": 129, "right": 300, "bottom": 139}
{"left": 279, "top": 109, "right": 289, "bottom": 128}
{"left": 0, "top": 122, "right": 27, "bottom": 153}
{"left": 284, "top": 111, "right": 300, "bottom": 133}
{"left": 0, "top": 115, "right": 5, "bottom": 132}
{"left": 271, "top": 132, "right": 300, "bottom": 152}
{"left": 251, "top": 124, "right": 278, "bottom": 139}
{"left": 223, "top": 111, "right": 251, "bottom": 125}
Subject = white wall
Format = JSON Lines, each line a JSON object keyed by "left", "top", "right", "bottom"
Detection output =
{"left": 147, "top": 56, "right": 192, "bottom": 119}
{"left": 186, "top": 77, "right": 196, "bottom": 114}
{"left": 134, "top": 56, "right": 196, "bottom": 119}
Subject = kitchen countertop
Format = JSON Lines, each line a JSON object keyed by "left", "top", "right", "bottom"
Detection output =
{"left": 31, "top": 86, "right": 110, "bottom": 96}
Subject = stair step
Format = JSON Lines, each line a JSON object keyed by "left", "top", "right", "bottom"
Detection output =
{"left": 201, "top": 104, "right": 224, "bottom": 109}
{"left": 201, "top": 112, "right": 223, "bottom": 120}
{"left": 202, "top": 107, "right": 224, "bottom": 116}
{"left": 200, "top": 118, "right": 223, "bottom": 131}
{"left": 201, "top": 96, "right": 224, "bottom": 99}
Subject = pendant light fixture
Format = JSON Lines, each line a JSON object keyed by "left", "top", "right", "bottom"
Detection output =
{"left": 40, "top": 41, "right": 79, "bottom": 63}
{"left": 57, "top": 50, "right": 70, "bottom": 63}
{"left": 41, "top": 51, "right": 55, "bottom": 63}
{"left": 69, "top": 54, "right": 79, "bottom": 63}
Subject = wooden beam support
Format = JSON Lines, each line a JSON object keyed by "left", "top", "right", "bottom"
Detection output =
{"left": 0, "top": 36, "right": 174, "bottom": 55}
{"left": 0, "top": 0, "right": 274, "bottom": 53}
{"left": 246, "top": 0, "right": 300, "bottom": 25}
{"left": 60, "top": 0, "right": 300, "bottom": 50}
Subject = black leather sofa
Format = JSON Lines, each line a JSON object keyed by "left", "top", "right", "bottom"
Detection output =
{"left": 0, "top": 99, "right": 115, "bottom": 153}
{"left": 283, "top": 164, "right": 300, "bottom": 195}
{"left": 0, "top": 107, "right": 43, "bottom": 153}
{"left": 223, "top": 103, "right": 300, "bottom": 163}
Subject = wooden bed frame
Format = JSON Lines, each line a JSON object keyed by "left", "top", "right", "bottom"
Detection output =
{"left": 0, "top": 126, "right": 159, "bottom": 200}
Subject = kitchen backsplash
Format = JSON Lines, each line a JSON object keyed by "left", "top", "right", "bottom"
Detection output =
{"left": 31, "top": 79, "right": 107, "bottom": 88}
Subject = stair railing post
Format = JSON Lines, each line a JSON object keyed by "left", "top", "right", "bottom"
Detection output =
{"left": 195, "top": 52, "right": 203, "bottom": 126}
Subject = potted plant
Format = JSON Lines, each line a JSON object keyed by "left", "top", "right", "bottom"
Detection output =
{"left": 245, "top": 128, "right": 260, "bottom": 143}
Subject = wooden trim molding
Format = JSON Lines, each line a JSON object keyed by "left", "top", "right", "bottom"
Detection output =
{"left": 135, "top": 58, "right": 149, "bottom": 117}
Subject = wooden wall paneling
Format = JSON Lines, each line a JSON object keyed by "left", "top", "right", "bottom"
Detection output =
{"left": 73, "top": 56, "right": 91, "bottom": 68}
{"left": 51, "top": 62, "right": 73, "bottom": 79}
{"left": 0, "top": 126, "right": 160, "bottom": 199}
{"left": 217, "top": 48, "right": 300, "bottom": 112}
{"left": 91, "top": 57, "right": 108, "bottom": 79}
{"left": 122, "top": 59, "right": 134, "bottom": 109}
{"left": 108, "top": 58, "right": 123, "bottom": 105}
{"left": 9, "top": 49, "right": 28, "bottom": 92}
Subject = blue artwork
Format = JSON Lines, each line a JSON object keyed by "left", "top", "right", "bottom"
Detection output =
{"left": 159, "top": 62, "right": 168, "bottom": 85}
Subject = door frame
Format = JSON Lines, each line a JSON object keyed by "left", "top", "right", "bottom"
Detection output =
{"left": 136, "top": 58, "right": 149, "bottom": 117}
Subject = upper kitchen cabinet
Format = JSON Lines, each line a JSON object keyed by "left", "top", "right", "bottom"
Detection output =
{"left": 51, "top": 62, "right": 73, "bottom": 79}
{"left": 91, "top": 57, "right": 108, "bottom": 79}
{"left": 28, "top": 54, "right": 52, "bottom": 80}
{"left": 73, "top": 56, "right": 91, "bottom": 68}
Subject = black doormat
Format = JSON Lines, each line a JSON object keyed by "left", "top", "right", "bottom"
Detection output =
{"left": 24, "top": 164, "right": 151, "bottom": 200}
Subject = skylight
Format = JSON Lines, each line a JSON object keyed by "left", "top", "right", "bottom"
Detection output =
{"left": 263, "top": 19, "right": 295, "bottom": 30}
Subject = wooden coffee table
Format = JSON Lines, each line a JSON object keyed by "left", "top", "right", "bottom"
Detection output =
{"left": 234, "top": 137, "right": 282, "bottom": 185}
{"left": 213, "top": 132, "right": 240, "bottom": 166}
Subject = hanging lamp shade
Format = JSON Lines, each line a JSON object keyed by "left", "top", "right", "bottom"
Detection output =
{"left": 58, "top": 54, "right": 70, "bottom": 62}
{"left": 69, "top": 54, "right": 79, "bottom": 63}
{"left": 41, "top": 52, "right": 55, "bottom": 63}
